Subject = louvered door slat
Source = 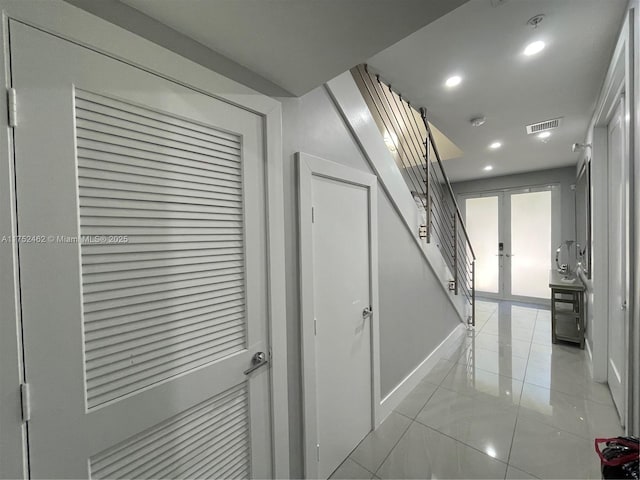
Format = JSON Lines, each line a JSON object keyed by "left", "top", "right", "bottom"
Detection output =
{"left": 136, "top": 417, "right": 248, "bottom": 479}
{"left": 83, "top": 273, "right": 244, "bottom": 303}
{"left": 90, "top": 385, "right": 249, "bottom": 480}
{"left": 85, "top": 305, "right": 246, "bottom": 341}
{"left": 79, "top": 137, "right": 242, "bottom": 172}
{"left": 81, "top": 254, "right": 243, "bottom": 275}
{"left": 82, "top": 247, "right": 242, "bottom": 264}
{"left": 80, "top": 187, "right": 243, "bottom": 209}
{"left": 76, "top": 105, "right": 242, "bottom": 152}
{"left": 83, "top": 266, "right": 243, "bottom": 293}
{"left": 84, "top": 234, "right": 243, "bottom": 247}
{"left": 80, "top": 224, "right": 243, "bottom": 235}
{"left": 76, "top": 90, "right": 247, "bottom": 408}
{"left": 80, "top": 207, "right": 242, "bottom": 221}
{"left": 82, "top": 261, "right": 243, "bottom": 286}
{"left": 86, "top": 324, "right": 245, "bottom": 369}
{"left": 85, "top": 312, "right": 245, "bottom": 355}
{"left": 84, "top": 294, "right": 245, "bottom": 328}
{"left": 76, "top": 117, "right": 243, "bottom": 158}
{"left": 84, "top": 287, "right": 244, "bottom": 321}
{"left": 82, "top": 241, "right": 243, "bottom": 256}
{"left": 80, "top": 177, "right": 242, "bottom": 202}
{"left": 76, "top": 90, "right": 241, "bottom": 145}
{"left": 77, "top": 128, "right": 241, "bottom": 165}
{"left": 81, "top": 216, "right": 243, "bottom": 229}
{"left": 78, "top": 166, "right": 242, "bottom": 196}
{"left": 78, "top": 156, "right": 242, "bottom": 190}
{"left": 90, "top": 387, "right": 244, "bottom": 473}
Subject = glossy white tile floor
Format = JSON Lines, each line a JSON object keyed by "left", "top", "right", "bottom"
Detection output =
{"left": 330, "top": 300, "right": 625, "bottom": 480}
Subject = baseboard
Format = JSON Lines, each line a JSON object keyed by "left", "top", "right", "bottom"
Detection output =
{"left": 377, "top": 324, "right": 467, "bottom": 424}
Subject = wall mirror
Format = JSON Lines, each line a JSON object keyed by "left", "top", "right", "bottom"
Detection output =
{"left": 575, "top": 159, "right": 592, "bottom": 279}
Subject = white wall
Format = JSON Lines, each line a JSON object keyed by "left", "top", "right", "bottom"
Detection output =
{"left": 281, "top": 85, "right": 461, "bottom": 477}
{"left": 452, "top": 167, "right": 577, "bottom": 247}
{"left": 64, "top": 0, "right": 293, "bottom": 97}
{"left": 578, "top": 0, "right": 639, "bottom": 434}
{"left": 578, "top": 127, "right": 608, "bottom": 374}
{"left": 631, "top": 0, "right": 640, "bottom": 437}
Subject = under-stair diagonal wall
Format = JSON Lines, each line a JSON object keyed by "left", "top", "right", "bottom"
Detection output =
{"left": 281, "top": 71, "right": 471, "bottom": 477}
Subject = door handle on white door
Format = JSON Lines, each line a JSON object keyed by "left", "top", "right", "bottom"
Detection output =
{"left": 622, "top": 301, "right": 627, "bottom": 310}
{"left": 244, "top": 352, "right": 269, "bottom": 375}
{"left": 362, "top": 307, "right": 373, "bottom": 319}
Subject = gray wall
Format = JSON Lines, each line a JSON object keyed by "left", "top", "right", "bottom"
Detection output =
{"left": 281, "top": 86, "right": 460, "bottom": 477}
{"left": 452, "top": 167, "right": 577, "bottom": 245}
{"left": 65, "top": 0, "right": 292, "bottom": 97}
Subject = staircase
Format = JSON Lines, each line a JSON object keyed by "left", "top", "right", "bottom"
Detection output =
{"left": 351, "top": 64, "right": 476, "bottom": 326}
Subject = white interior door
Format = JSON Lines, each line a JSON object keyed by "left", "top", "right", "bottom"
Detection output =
{"left": 12, "top": 21, "right": 272, "bottom": 478}
{"left": 298, "top": 155, "right": 379, "bottom": 479}
{"left": 607, "top": 98, "right": 627, "bottom": 424}
{"left": 313, "top": 175, "right": 372, "bottom": 479}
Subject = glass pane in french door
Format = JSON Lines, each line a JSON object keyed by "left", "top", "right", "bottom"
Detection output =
{"left": 510, "top": 190, "right": 551, "bottom": 298}
{"left": 465, "top": 196, "right": 500, "bottom": 294}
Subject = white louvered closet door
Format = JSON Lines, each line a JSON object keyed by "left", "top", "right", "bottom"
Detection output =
{"left": 11, "top": 21, "right": 272, "bottom": 479}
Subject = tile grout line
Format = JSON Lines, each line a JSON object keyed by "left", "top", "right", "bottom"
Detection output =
{"left": 354, "top": 355, "right": 461, "bottom": 478}
{"left": 364, "top": 301, "right": 607, "bottom": 480}
{"left": 344, "top": 457, "right": 376, "bottom": 478}
{"left": 370, "top": 360, "right": 459, "bottom": 475}
{"left": 411, "top": 411, "right": 515, "bottom": 467}
{"left": 504, "top": 307, "right": 539, "bottom": 479}
{"left": 414, "top": 422, "right": 510, "bottom": 470}
{"left": 370, "top": 416, "right": 414, "bottom": 477}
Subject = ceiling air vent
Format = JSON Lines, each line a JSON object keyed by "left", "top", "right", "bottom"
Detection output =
{"left": 526, "top": 117, "right": 562, "bottom": 135}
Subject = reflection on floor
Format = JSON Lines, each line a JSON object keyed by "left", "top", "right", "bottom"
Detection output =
{"left": 330, "top": 300, "right": 624, "bottom": 480}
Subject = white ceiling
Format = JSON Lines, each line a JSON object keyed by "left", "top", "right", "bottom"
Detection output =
{"left": 368, "top": 0, "right": 627, "bottom": 182}
{"left": 120, "top": 0, "right": 467, "bottom": 96}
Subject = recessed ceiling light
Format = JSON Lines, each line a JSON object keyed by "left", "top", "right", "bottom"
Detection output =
{"left": 489, "top": 141, "right": 502, "bottom": 149}
{"left": 524, "top": 40, "right": 546, "bottom": 56}
{"left": 538, "top": 131, "right": 551, "bottom": 139}
{"left": 484, "top": 165, "right": 493, "bottom": 171}
{"left": 445, "top": 75, "right": 462, "bottom": 88}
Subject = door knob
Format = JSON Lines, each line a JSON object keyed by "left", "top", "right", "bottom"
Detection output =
{"left": 362, "top": 306, "right": 373, "bottom": 319}
{"left": 244, "top": 352, "right": 268, "bottom": 375}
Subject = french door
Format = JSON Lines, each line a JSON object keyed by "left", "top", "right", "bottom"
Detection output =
{"left": 463, "top": 186, "right": 558, "bottom": 302}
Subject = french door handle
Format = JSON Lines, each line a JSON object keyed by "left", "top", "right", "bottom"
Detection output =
{"left": 506, "top": 254, "right": 515, "bottom": 257}
{"left": 244, "top": 352, "right": 268, "bottom": 375}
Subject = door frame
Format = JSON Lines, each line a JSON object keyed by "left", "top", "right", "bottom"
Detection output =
{"left": 297, "top": 152, "right": 380, "bottom": 479}
{"left": 606, "top": 95, "right": 628, "bottom": 424}
{"left": 459, "top": 190, "right": 504, "bottom": 300}
{"left": 587, "top": 6, "right": 635, "bottom": 433}
{"left": 459, "top": 184, "right": 560, "bottom": 305}
{"left": 0, "top": 2, "right": 289, "bottom": 477}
